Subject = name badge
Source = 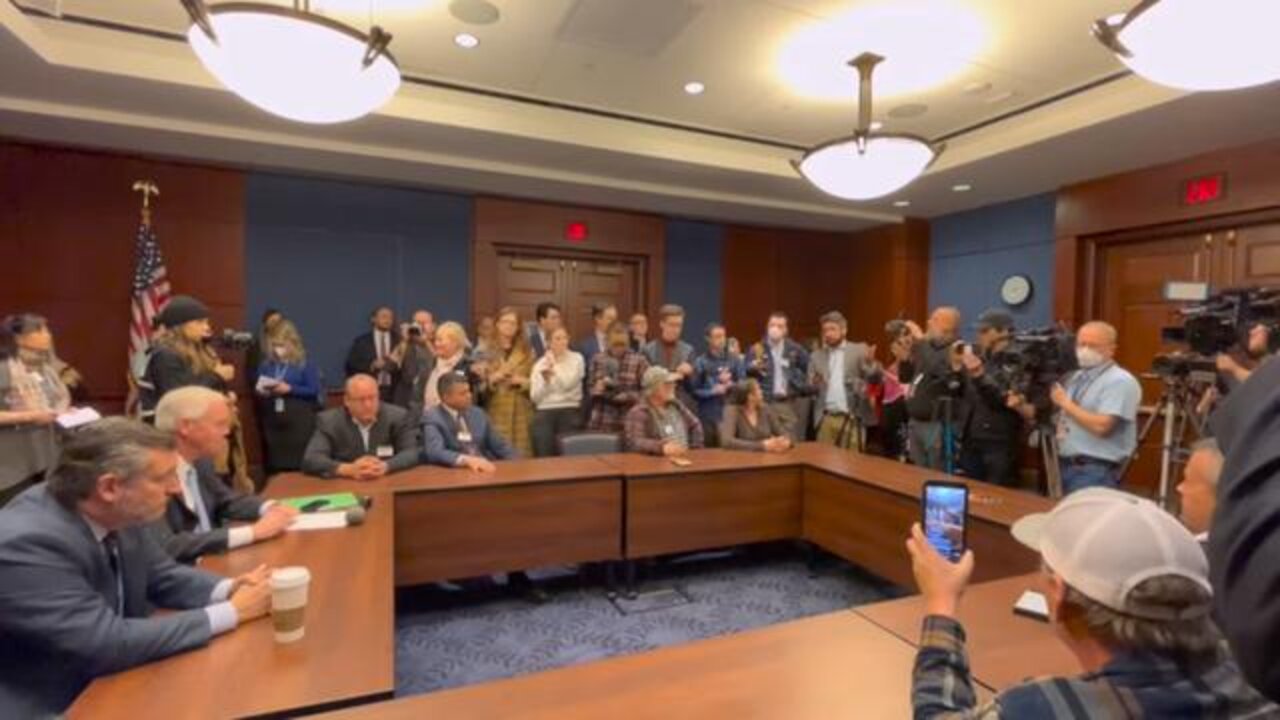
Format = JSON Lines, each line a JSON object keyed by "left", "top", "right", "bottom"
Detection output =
{"left": 376, "top": 444, "right": 395, "bottom": 459}
{"left": 780, "top": 359, "right": 790, "bottom": 369}
{"left": 662, "top": 424, "right": 674, "bottom": 436}
{"left": 274, "top": 397, "right": 285, "bottom": 414}
{"left": 457, "top": 431, "right": 474, "bottom": 444}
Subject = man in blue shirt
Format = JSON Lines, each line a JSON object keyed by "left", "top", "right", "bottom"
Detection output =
{"left": 1049, "top": 321, "right": 1142, "bottom": 494}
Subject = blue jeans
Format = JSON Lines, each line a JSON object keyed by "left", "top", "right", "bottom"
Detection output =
{"left": 1060, "top": 458, "right": 1120, "bottom": 495}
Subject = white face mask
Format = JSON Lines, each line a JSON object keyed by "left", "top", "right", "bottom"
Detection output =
{"left": 273, "top": 345, "right": 287, "bottom": 359}
{"left": 1076, "top": 346, "right": 1105, "bottom": 369}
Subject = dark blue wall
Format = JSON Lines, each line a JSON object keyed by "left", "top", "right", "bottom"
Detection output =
{"left": 245, "top": 173, "right": 471, "bottom": 388}
{"left": 929, "top": 193, "right": 1057, "bottom": 337}
{"left": 664, "top": 219, "right": 724, "bottom": 354}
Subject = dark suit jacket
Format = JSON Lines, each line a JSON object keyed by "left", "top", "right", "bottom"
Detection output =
{"left": 422, "top": 405, "right": 517, "bottom": 467}
{"left": 530, "top": 330, "right": 550, "bottom": 359}
{"left": 576, "top": 332, "right": 608, "bottom": 367}
{"left": 301, "top": 404, "right": 421, "bottom": 478}
{"left": 344, "top": 329, "right": 402, "bottom": 380}
{"left": 147, "top": 457, "right": 266, "bottom": 564}
{"left": 0, "top": 485, "right": 220, "bottom": 716}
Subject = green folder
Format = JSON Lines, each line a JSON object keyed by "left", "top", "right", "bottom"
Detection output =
{"left": 279, "top": 492, "right": 362, "bottom": 512}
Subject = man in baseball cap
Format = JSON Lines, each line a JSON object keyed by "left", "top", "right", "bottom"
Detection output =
{"left": 907, "top": 488, "right": 1277, "bottom": 718}
{"left": 623, "top": 366, "right": 704, "bottom": 456}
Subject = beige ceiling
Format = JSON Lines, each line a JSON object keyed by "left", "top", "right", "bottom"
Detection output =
{"left": 4, "top": 0, "right": 1280, "bottom": 230}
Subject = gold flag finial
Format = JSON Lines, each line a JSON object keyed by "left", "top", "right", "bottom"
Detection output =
{"left": 132, "top": 180, "right": 160, "bottom": 225}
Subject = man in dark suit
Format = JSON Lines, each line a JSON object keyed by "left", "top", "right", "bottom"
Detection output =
{"left": 576, "top": 301, "right": 618, "bottom": 366}
{"left": 302, "top": 374, "right": 421, "bottom": 480}
{"left": 345, "top": 306, "right": 401, "bottom": 402}
{"left": 151, "top": 386, "right": 298, "bottom": 563}
{"left": 0, "top": 418, "right": 272, "bottom": 717}
{"left": 422, "top": 372, "right": 546, "bottom": 600}
{"left": 529, "top": 301, "right": 563, "bottom": 358}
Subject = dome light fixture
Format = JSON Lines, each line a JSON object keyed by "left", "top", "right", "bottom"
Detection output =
{"left": 1093, "top": 0, "right": 1280, "bottom": 91}
{"left": 794, "top": 53, "right": 942, "bottom": 202}
{"left": 182, "top": 0, "right": 401, "bottom": 124}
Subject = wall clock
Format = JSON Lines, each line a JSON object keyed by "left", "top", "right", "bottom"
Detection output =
{"left": 1000, "top": 274, "right": 1033, "bottom": 307}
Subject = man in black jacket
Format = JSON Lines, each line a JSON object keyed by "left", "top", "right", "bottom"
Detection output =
{"left": 150, "top": 386, "right": 297, "bottom": 563}
{"left": 345, "top": 306, "right": 401, "bottom": 402}
{"left": 1207, "top": 354, "right": 1280, "bottom": 702}
{"left": 957, "top": 310, "right": 1034, "bottom": 487}
{"left": 904, "top": 307, "right": 966, "bottom": 471}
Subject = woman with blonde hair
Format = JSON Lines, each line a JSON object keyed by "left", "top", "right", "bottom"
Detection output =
{"left": 255, "top": 319, "right": 321, "bottom": 474}
{"left": 484, "top": 307, "right": 535, "bottom": 456}
{"left": 418, "top": 321, "right": 477, "bottom": 414}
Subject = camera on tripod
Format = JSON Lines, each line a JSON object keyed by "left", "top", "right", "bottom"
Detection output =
{"left": 992, "top": 326, "right": 1077, "bottom": 423}
{"left": 1157, "top": 286, "right": 1280, "bottom": 376}
{"left": 210, "top": 328, "right": 254, "bottom": 351}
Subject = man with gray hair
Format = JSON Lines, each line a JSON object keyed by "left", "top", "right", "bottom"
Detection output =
{"left": 907, "top": 487, "right": 1278, "bottom": 718}
{"left": 152, "top": 386, "right": 298, "bottom": 563}
{"left": 1049, "top": 321, "right": 1142, "bottom": 494}
{"left": 0, "top": 418, "right": 272, "bottom": 716}
{"left": 808, "top": 310, "right": 881, "bottom": 452}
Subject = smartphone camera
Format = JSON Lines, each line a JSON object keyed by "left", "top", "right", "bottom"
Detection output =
{"left": 922, "top": 481, "right": 969, "bottom": 563}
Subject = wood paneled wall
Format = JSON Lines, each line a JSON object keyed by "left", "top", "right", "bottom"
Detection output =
{"left": 0, "top": 142, "right": 247, "bottom": 411}
{"left": 722, "top": 219, "right": 930, "bottom": 349}
{"left": 1055, "top": 137, "right": 1280, "bottom": 324}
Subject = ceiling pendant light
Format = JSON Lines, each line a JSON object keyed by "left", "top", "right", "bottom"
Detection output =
{"left": 1093, "top": 0, "right": 1280, "bottom": 91}
{"left": 794, "top": 53, "right": 942, "bottom": 202}
{"left": 182, "top": 0, "right": 401, "bottom": 124}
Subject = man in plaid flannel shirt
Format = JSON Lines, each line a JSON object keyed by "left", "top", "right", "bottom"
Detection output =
{"left": 907, "top": 488, "right": 1278, "bottom": 719}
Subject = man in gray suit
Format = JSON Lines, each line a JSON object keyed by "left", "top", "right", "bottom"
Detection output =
{"left": 302, "top": 374, "right": 421, "bottom": 480}
{"left": 808, "top": 311, "right": 882, "bottom": 452}
{"left": 0, "top": 418, "right": 272, "bottom": 717}
{"left": 151, "top": 386, "right": 298, "bottom": 563}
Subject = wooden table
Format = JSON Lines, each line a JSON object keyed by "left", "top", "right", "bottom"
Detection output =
{"left": 68, "top": 496, "right": 396, "bottom": 719}
{"left": 271, "top": 457, "right": 624, "bottom": 587}
{"left": 856, "top": 573, "right": 1080, "bottom": 692}
{"left": 316, "top": 612, "right": 921, "bottom": 720}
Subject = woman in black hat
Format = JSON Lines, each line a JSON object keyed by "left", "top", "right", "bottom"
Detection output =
{"left": 140, "top": 295, "right": 235, "bottom": 414}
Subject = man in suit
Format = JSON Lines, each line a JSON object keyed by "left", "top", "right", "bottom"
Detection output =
{"left": 746, "top": 311, "right": 813, "bottom": 443}
{"left": 345, "top": 306, "right": 401, "bottom": 402}
{"left": 151, "top": 386, "right": 298, "bottom": 563}
{"left": 422, "top": 372, "right": 546, "bottom": 601}
{"left": 576, "top": 301, "right": 618, "bottom": 366}
{"left": 423, "top": 371, "right": 517, "bottom": 472}
{"left": 529, "top": 301, "right": 562, "bottom": 358}
{"left": 0, "top": 418, "right": 272, "bottom": 717}
{"left": 808, "top": 311, "right": 882, "bottom": 452}
{"left": 302, "top": 374, "right": 421, "bottom": 480}
{"left": 641, "top": 303, "right": 698, "bottom": 413}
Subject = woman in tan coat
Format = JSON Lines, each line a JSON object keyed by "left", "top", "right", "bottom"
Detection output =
{"left": 483, "top": 307, "right": 535, "bottom": 456}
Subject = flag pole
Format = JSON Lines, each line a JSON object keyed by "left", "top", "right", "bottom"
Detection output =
{"left": 131, "top": 180, "right": 159, "bottom": 227}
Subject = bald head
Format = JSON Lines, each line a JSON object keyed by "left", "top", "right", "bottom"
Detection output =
{"left": 928, "top": 306, "right": 961, "bottom": 344}
{"left": 1077, "top": 321, "right": 1118, "bottom": 362}
{"left": 344, "top": 374, "right": 380, "bottom": 425}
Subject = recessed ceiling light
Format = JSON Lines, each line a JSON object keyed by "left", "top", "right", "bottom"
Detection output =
{"left": 454, "top": 32, "right": 479, "bottom": 49}
{"left": 893, "top": 200, "right": 911, "bottom": 207}
{"left": 869, "top": 121, "right": 884, "bottom": 130}
{"left": 683, "top": 81, "right": 705, "bottom": 95}
{"left": 952, "top": 183, "right": 972, "bottom": 192}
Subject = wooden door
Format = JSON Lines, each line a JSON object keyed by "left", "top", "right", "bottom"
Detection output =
{"left": 1225, "top": 222, "right": 1280, "bottom": 287}
{"left": 493, "top": 251, "right": 643, "bottom": 341}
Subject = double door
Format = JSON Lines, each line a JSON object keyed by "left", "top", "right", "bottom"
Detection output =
{"left": 494, "top": 250, "right": 645, "bottom": 341}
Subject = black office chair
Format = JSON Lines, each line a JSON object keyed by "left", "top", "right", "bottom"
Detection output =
{"left": 557, "top": 432, "right": 621, "bottom": 456}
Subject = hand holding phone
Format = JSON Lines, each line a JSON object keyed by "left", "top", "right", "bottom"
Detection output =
{"left": 921, "top": 481, "right": 969, "bottom": 563}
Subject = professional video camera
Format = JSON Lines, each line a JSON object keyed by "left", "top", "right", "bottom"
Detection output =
{"left": 992, "top": 326, "right": 1077, "bottom": 420}
{"left": 1161, "top": 286, "right": 1280, "bottom": 357}
{"left": 210, "top": 328, "right": 254, "bottom": 351}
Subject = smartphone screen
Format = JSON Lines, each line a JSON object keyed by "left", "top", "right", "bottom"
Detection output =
{"left": 922, "top": 481, "right": 969, "bottom": 563}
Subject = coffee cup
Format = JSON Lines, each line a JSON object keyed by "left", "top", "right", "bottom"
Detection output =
{"left": 270, "top": 566, "right": 311, "bottom": 643}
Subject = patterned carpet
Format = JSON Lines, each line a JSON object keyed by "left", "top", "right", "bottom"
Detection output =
{"left": 394, "top": 544, "right": 904, "bottom": 697}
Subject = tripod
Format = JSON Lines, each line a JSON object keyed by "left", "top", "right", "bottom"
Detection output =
{"left": 1035, "top": 424, "right": 1064, "bottom": 499}
{"left": 1116, "top": 374, "right": 1208, "bottom": 509}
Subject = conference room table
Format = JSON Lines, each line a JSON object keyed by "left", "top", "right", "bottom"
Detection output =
{"left": 69, "top": 443, "right": 1057, "bottom": 718}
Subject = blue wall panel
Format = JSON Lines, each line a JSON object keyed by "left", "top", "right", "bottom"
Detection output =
{"left": 664, "top": 219, "right": 724, "bottom": 354}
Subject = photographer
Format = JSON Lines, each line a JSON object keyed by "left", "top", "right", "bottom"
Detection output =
{"left": 1049, "top": 321, "right": 1141, "bottom": 494}
{"left": 904, "top": 307, "right": 966, "bottom": 471}
{"left": 1215, "top": 322, "right": 1272, "bottom": 384}
{"left": 392, "top": 310, "right": 436, "bottom": 409}
{"left": 958, "top": 310, "right": 1034, "bottom": 488}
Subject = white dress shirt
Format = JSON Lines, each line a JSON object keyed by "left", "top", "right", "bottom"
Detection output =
{"left": 176, "top": 457, "right": 260, "bottom": 550}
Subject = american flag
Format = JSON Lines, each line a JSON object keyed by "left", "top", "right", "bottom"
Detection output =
{"left": 128, "top": 220, "right": 171, "bottom": 361}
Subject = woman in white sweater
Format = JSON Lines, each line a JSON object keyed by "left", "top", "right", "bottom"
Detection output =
{"left": 529, "top": 327, "right": 585, "bottom": 457}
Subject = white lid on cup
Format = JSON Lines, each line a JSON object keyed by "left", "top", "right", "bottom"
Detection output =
{"left": 270, "top": 566, "right": 311, "bottom": 589}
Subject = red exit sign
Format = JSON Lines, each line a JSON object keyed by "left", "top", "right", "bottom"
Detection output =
{"left": 1181, "top": 173, "right": 1227, "bottom": 206}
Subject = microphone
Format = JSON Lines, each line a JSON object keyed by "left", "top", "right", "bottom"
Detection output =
{"left": 344, "top": 505, "right": 367, "bottom": 527}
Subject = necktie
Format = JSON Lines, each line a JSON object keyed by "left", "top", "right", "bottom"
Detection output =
{"left": 457, "top": 413, "right": 478, "bottom": 455}
{"left": 185, "top": 466, "right": 212, "bottom": 532}
{"left": 102, "top": 533, "right": 124, "bottom": 615}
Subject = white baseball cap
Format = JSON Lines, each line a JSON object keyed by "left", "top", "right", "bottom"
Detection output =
{"left": 642, "top": 367, "right": 681, "bottom": 392}
{"left": 1011, "top": 488, "right": 1211, "bottom": 620}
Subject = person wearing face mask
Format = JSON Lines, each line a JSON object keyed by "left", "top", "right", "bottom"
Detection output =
{"left": 254, "top": 320, "right": 320, "bottom": 474}
{"left": 1049, "top": 321, "right": 1141, "bottom": 494}
{"left": 746, "top": 312, "right": 813, "bottom": 443}
{"left": 903, "top": 307, "right": 966, "bottom": 471}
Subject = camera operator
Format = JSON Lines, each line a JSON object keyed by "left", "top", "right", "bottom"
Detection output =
{"left": 392, "top": 310, "right": 436, "bottom": 409}
{"left": 1048, "top": 321, "right": 1141, "bottom": 494}
{"left": 957, "top": 310, "right": 1034, "bottom": 488}
{"left": 1214, "top": 322, "right": 1272, "bottom": 385}
{"left": 903, "top": 307, "right": 966, "bottom": 471}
